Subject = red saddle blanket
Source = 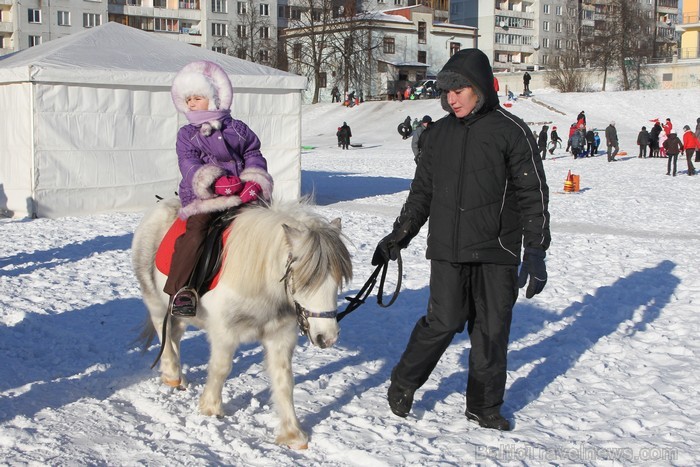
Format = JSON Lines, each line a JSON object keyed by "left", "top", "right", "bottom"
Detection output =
{"left": 155, "top": 217, "right": 229, "bottom": 290}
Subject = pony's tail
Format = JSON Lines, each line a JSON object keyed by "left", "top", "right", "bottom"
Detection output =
{"left": 131, "top": 317, "right": 157, "bottom": 354}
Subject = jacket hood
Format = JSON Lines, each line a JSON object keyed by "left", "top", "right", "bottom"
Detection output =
{"left": 436, "top": 49, "right": 499, "bottom": 116}
{"left": 171, "top": 61, "right": 233, "bottom": 113}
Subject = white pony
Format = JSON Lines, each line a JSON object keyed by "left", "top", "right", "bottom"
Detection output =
{"left": 132, "top": 198, "right": 352, "bottom": 449}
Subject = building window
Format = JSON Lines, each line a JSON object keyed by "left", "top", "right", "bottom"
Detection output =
{"left": 555, "top": 39, "right": 561, "bottom": 49}
{"left": 418, "top": 51, "right": 426, "bottom": 63}
{"left": 236, "top": 24, "right": 247, "bottom": 38}
{"left": 542, "top": 37, "right": 550, "bottom": 48}
{"left": 543, "top": 21, "right": 549, "bottom": 31}
{"left": 212, "top": 22, "right": 227, "bottom": 36}
{"left": 259, "top": 26, "right": 269, "bottom": 39}
{"left": 543, "top": 4, "right": 550, "bottom": 14}
{"left": 28, "top": 9, "right": 41, "bottom": 24}
{"left": 155, "top": 18, "right": 178, "bottom": 32}
{"left": 291, "top": 7, "right": 301, "bottom": 20}
{"left": 57, "top": 11, "right": 70, "bottom": 26}
{"left": 258, "top": 50, "right": 269, "bottom": 62}
{"left": 28, "top": 35, "right": 42, "bottom": 47}
{"left": 212, "top": 46, "right": 228, "bottom": 54}
{"left": 154, "top": 0, "right": 167, "bottom": 7}
{"left": 83, "top": 13, "right": 101, "bottom": 28}
{"left": 394, "top": 0, "right": 401, "bottom": 4}
{"left": 237, "top": 1, "right": 247, "bottom": 14}
{"left": 450, "top": 42, "right": 460, "bottom": 56}
{"left": 237, "top": 48, "right": 246, "bottom": 59}
{"left": 555, "top": 22, "right": 562, "bottom": 33}
{"left": 293, "top": 42, "right": 302, "bottom": 59}
{"left": 383, "top": 37, "right": 395, "bottom": 54}
{"left": 418, "top": 21, "right": 426, "bottom": 44}
{"left": 180, "top": 0, "right": 199, "bottom": 8}
{"left": 555, "top": 5, "right": 562, "bottom": 15}
{"left": 259, "top": 3, "right": 269, "bottom": 16}
{"left": 212, "top": 0, "right": 227, "bottom": 13}
{"left": 319, "top": 72, "right": 327, "bottom": 88}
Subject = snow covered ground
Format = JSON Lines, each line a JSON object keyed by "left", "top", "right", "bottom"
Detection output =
{"left": 1, "top": 87, "right": 699, "bottom": 465}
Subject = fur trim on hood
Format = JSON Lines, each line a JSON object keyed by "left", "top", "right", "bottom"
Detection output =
{"left": 171, "top": 61, "right": 233, "bottom": 113}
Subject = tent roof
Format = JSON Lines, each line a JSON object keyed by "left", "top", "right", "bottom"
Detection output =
{"left": 0, "top": 22, "right": 306, "bottom": 90}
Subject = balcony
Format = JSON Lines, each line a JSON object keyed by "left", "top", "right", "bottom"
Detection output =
{"left": 0, "top": 21, "right": 12, "bottom": 33}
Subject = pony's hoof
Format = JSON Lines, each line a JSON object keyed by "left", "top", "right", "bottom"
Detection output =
{"left": 162, "top": 376, "right": 187, "bottom": 390}
{"left": 276, "top": 433, "right": 309, "bottom": 449}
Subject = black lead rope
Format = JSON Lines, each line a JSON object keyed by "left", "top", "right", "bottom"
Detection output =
{"left": 336, "top": 252, "right": 403, "bottom": 322}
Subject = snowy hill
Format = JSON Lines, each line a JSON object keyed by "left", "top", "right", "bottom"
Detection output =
{"left": 1, "top": 88, "right": 699, "bottom": 465}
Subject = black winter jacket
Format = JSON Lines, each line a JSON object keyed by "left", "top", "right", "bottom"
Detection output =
{"left": 393, "top": 50, "right": 550, "bottom": 265}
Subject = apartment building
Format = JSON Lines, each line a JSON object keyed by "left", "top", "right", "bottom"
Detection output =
{"left": 449, "top": 0, "right": 680, "bottom": 72}
{"left": 678, "top": 0, "right": 700, "bottom": 59}
{"left": 0, "top": 0, "right": 279, "bottom": 63}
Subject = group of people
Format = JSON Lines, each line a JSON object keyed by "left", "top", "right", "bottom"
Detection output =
{"left": 637, "top": 117, "right": 700, "bottom": 176}
{"left": 166, "top": 51, "right": 550, "bottom": 433}
{"left": 336, "top": 122, "right": 352, "bottom": 149}
{"left": 331, "top": 86, "right": 362, "bottom": 107}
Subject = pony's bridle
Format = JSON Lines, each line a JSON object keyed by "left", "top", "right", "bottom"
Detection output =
{"left": 280, "top": 253, "right": 338, "bottom": 338}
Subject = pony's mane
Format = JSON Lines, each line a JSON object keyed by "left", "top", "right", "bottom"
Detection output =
{"left": 219, "top": 200, "right": 352, "bottom": 297}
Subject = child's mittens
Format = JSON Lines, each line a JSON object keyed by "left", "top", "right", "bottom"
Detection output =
{"left": 214, "top": 176, "right": 243, "bottom": 196}
{"left": 239, "top": 181, "right": 262, "bottom": 204}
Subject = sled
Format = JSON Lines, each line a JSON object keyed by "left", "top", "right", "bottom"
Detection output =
{"left": 301, "top": 145, "right": 315, "bottom": 150}
{"left": 350, "top": 143, "right": 363, "bottom": 148}
{"left": 617, "top": 151, "right": 628, "bottom": 156}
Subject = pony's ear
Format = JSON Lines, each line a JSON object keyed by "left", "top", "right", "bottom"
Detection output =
{"left": 330, "top": 218, "right": 342, "bottom": 230}
{"left": 282, "top": 224, "right": 304, "bottom": 248}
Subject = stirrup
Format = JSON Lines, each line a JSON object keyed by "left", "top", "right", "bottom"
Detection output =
{"left": 170, "top": 287, "right": 199, "bottom": 317}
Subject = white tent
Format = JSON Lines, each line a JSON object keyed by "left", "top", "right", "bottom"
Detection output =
{"left": 0, "top": 22, "right": 307, "bottom": 218}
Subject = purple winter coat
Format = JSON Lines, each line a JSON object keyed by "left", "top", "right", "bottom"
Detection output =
{"left": 176, "top": 115, "right": 273, "bottom": 219}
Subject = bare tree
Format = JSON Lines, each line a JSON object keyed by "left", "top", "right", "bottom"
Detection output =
{"left": 283, "top": 0, "right": 383, "bottom": 103}
{"left": 215, "top": 1, "right": 277, "bottom": 66}
{"left": 546, "top": 50, "right": 587, "bottom": 92}
{"left": 581, "top": 0, "right": 654, "bottom": 91}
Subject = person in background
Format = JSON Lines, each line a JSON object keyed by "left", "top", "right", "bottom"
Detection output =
{"left": 398, "top": 116, "right": 413, "bottom": 140}
{"left": 681, "top": 125, "right": 698, "bottom": 175}
{"left": 523, "top": 71, "right": 531, "bottom": 94}
{"left": 566, "top": 122, "right": 577, "bottom": 152}
{"left": 373, "top": 49, "right": 550, "bottom": 432}
{"left": 338, "top": 121, "right": 352, "bottom": 149}
{"left": 538, "top": 124, "right": 549, "bottom": 160}
{"left": 493, "top": 76, "right": 500, "bottom": 93}
{"left": 570, "top": 127, "right": 585, "bottom": 159}
{"left": 331, "top": 85, "right": 340, "bottom": 103}
{"left": 593, "top": 131, "right": 601, "bottom": 156}
{"left": 663, "top": 118, "right": 673, "bottom": 136}
{"left": 549, "top": 126, "right": 562, "bottom": 155}
{"left": 411, "top": 115, "right": 432, "bottom": 164}
{"left": 577, "top": 111, "right": 586, "bottom": 131}
{"left": 605, "top": 121, "right": 619, "bottom": 162}
{"left": 694, "top": 117, "right": 700, "bottom": 162}
{"left": 663, "top": 131, "right": 683, "bottom": 176}
{"left": 637, "top": 126, "right": 650, "bottom": 158}
{"left": 585, "top": 128, "right": 595, "bottom": 157}
{"left": 649, "top": 121, "right": 662, "bottom": 158}
{"left": 166, "top": 60, "right": 273, "bottom": 317}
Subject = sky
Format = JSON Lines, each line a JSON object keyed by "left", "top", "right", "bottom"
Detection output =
{"left": 1, "top": 87, "right": 700, "bottom": 465}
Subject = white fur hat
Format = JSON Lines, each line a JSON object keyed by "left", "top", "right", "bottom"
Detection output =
{"left": 171, "top": 61, "right": 233, "bottom": 112}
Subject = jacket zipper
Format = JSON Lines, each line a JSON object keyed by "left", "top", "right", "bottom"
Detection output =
{"left": 453, "top": 123, "right": 469, "bottom": 260}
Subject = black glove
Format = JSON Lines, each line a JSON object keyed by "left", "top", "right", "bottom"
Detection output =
{"left": 517, "top": 247, "right": 547, "bottom": 298}
{"left": 372, "top": 232, "right": 401, "bottom": 265}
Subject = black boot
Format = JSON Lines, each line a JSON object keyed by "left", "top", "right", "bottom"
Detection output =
{"left": 387, "top": 380, "right": 415, "bottom": 418}
{"left": 465, "top": 409, "right": 511, "bottom": 431}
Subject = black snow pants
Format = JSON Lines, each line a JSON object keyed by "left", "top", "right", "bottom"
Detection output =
{"left": 391, "top": 260, "right": 518, "bottom": 415}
